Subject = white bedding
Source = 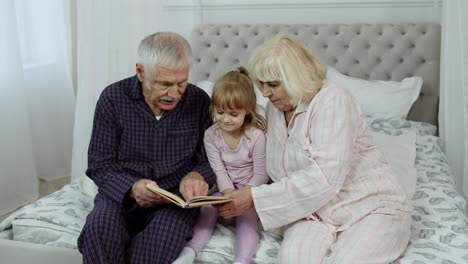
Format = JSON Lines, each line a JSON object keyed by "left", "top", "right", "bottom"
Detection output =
{"left": 0, "top": 183, "right": 92, "bottom": 249}
{"left": 1, "top": 119, "right": 468, "bottom": 263}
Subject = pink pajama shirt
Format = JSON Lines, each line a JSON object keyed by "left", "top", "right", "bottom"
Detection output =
{"left": 252, "top": 81, "right": 412, "bottom": 264}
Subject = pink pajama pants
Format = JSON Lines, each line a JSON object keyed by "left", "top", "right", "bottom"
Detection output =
{"left": 186, "top": 192, "right": 260, "bottom": 264}
{"left": 278, "top": 210, "right": 411, "bottom": 264}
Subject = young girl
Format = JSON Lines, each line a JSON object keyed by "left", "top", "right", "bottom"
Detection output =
{"left": 173, "top": 67, "right": 269, "bottom": 264}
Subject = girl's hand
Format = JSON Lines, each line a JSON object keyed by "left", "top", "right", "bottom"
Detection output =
{"left": 218, "top": 186, "right": 254, "bottom": 218}
{"left": 222, "top": 188, "right": 234, "bottom": 196}
{"left": 179, "top": 172, "right": 209, "bottom": 200}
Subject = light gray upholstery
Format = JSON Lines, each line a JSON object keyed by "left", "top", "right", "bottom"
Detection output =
{"left": 189, "top": 23, "right": 441, "bottom": 126}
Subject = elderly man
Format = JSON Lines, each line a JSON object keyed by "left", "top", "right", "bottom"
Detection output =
{"left": 78, "top": 32, "right": 216, "bottom": 264}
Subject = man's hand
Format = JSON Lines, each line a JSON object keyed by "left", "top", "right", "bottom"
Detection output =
{"left": 130, "top": 179, "right": 168, "bottom": 208}
{"left": 179, "top": 172, "right": 209, "bottom": 201}
{"left": 217, "top": 186, "right": 254, "bottom": 219}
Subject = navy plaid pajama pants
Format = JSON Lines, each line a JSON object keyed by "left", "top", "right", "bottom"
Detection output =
{"left": 78, "top": 193, "right": 199, "bottom": 264}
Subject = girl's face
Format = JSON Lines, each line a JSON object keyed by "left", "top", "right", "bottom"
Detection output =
{"left": 213, "top": 106, "right": 247, "bottom": 134}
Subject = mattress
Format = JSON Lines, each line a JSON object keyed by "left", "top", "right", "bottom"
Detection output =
{"left": 0, "top": 183, "right": 92, "bottom": 249}
{"left": 1, "top": 118, "right": 467, "bottom": 263}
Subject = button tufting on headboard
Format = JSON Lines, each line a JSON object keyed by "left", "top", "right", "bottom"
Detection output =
{"left": 189, "top": 23, "right": 441, "bottom": 125}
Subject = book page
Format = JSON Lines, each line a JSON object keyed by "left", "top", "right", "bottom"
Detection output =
{"left": 145, "top": 184, "right": 187, "bottom": 207}
{"left": 188, "top": 196, "right": 231, "bottom": 203}
{"left": 185, "top": 198, "right": 232, "bottom": 208}
{"left": 145, "top": 184, "right": 232, "bottom": 208}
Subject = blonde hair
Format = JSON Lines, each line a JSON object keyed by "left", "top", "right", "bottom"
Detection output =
{"left": 248, "top": 34, "right": 326, "bottom": 105}
{"left": 211, "top": 67, "right": 267, "bottom": 136}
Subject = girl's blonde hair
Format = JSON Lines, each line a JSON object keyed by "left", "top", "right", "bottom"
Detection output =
{"left": 248, "top": 34, "right": 326, "bottom": 106}
{"left": 211, "top": 67, "right": 267, "bottom": 136}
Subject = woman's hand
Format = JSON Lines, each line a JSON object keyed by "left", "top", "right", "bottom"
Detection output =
{"left": 217, "top": 186, "right": 254, "bottom": 218}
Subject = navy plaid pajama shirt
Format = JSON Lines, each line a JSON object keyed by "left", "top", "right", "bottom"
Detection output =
{"left": 78, "top": 76, "right": 216, "bottom": 264}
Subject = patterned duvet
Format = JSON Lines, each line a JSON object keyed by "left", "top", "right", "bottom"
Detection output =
{"left": 1, "top": 119, "right": 467, "bottom": 263}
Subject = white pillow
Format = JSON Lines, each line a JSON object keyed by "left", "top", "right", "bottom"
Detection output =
{"left": 196, "top": 80, "right": 267, "bottom": 117}
{"left": 196, "top": 80, "right": 214, "bottom": 98}
{"left": 370, "top": 130, "right": 417, "bottom": 199}
{"left": 78, "top": 175, "right": 98, "bottom": 198}
{"left": 326, "top": 66, "right": 422, "bottom": 120}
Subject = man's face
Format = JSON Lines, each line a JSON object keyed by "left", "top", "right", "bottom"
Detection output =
{"left": 138, "top": 65, "right": 190, "bottom": 116}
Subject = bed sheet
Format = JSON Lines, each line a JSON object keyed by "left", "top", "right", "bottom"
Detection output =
{"left": 0, "top": 183, "right": 93, "bottom": 249}
{"left": 1, "top": 119, "right": 467, "bottom": 263}
{"left": 370, "top": 119, "right": 468, "bottom": 264}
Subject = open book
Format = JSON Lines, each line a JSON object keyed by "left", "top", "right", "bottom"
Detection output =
{"left": 145, "top": 184, "right": 232, "bottom": 208}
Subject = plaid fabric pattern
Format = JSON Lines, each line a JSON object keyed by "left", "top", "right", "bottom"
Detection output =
{"left": 79, "top": 193, "right": 201, "bottom": 264}
{"left": 87, "top": 75, "right": 215, "bottom": 202}
{"left": 78, "top": 75, "right": 216, "bottom": 263}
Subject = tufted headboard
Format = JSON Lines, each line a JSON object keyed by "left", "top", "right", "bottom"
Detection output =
{"left": 189, "top": 23, "right": 441, "bottom": 126}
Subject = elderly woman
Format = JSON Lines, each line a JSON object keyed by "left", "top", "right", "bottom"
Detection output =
{"left": 217, "top": 34, "right": 412, "bottom": 264}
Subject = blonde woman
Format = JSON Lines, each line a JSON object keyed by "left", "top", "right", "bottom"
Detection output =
{"left": 217, "top": 34, "right": 412, "bottom": 264}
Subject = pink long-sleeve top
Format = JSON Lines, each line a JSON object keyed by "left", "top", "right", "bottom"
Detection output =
{"left": 204, "top": 124, "right": 270, "bottom": 192}
{"left": 252, "top": 81, "right": 412, "bottom": 231}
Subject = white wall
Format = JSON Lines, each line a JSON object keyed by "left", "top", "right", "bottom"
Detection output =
{"left": 162, "top": 0, "right": 441, "bottom": 39}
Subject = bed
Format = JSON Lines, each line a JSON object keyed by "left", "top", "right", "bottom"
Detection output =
{"left": 2, "top": 23, "right": 468, "bottom": 264}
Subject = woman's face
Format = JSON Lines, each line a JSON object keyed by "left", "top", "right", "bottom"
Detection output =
{"left": 258, "top": 80, "right": 295, "bottom": 112}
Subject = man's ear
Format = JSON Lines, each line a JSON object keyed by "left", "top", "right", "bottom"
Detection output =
{"left": 136, "top": 63, "right": 145, "bottom": 82}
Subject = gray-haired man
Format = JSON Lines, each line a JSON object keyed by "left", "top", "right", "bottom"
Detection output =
{"left": 78, "top": 32, "right": 216, "bottom": 264}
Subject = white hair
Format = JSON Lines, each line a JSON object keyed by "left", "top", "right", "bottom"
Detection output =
{"left": 248, "top": 34, "right": 326, "bottom": 106}
{"left": 138, "top": 32, "right": 192, "bottom": 78}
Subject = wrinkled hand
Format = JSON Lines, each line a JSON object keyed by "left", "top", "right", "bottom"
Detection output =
{"left": 217, "top": 186, "right": 254, "bottom": 219}
{"left": 179, "top": 172, "right": 209, "bottom": 201}
{"left": 130, "top": 179, "right": 168, "bottom": 208}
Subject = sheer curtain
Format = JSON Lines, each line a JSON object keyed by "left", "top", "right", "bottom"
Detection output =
{"left": 0, "top": 0, "right": 75, "bottom": 215}
{"left": 439, "top": 0, "right": 468, "bottom": 210}
{"left": 71, "top": 0, "right": 165, "bottom": 182}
